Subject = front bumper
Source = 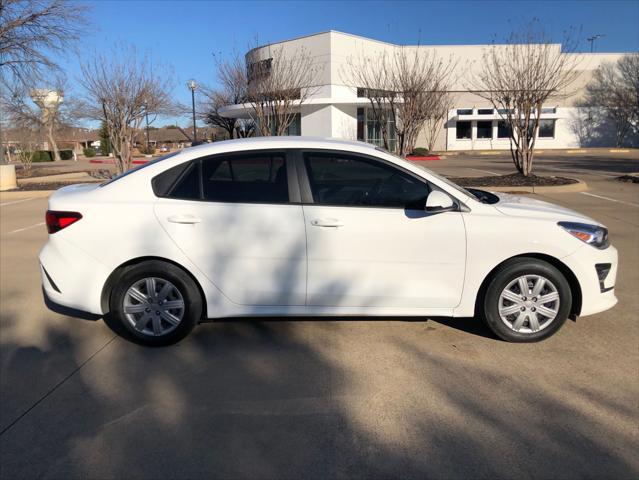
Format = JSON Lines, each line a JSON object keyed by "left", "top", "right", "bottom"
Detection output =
{"left": 562, "top": 244, "right": 618, "bottom": 317}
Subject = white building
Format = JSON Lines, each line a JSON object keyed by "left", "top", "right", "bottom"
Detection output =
{"left": 220, "top": 30, "right": 626, "bottom": 151}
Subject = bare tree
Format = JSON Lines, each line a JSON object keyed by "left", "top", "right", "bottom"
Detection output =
{"left": 473, "top": 22, "right": 581, "bottom": 176}
{"left": 201, "top": 89, "right": 238, "bottom": 139}
{"left": 389, "top": 48, "right": 455, "bottom": 156}
{"left": 348, "top": 47, "right": 455, "bottom": 156}
{"left": 4, "top": 80, "right": 77, "bottom": 161}
{"left": 580, "top": 53, "right": 639, "bottom": 147}
{"left": 12, "top": 127, "right": 38, "bottom": 172}
{"left": 0, "top": 0, "right": 89, "bottom": 162}
{"left": 246, "top": 46, "right": 320, "bottom": 136}
{"left": 423, "top": 92, "right": 453, "bottom": 152}
{"left": 349, "top": 54, "right": 396, "bottom": 150}
{"left": 79, "top": 45, "right": 175, "bottom": 174}
{"left": 201, "top": 54, "right": 256, "bottom": 140}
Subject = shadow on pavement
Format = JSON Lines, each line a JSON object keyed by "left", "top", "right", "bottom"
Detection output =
{"left": 1, "top": 312, "right": 637, "bottom": 479}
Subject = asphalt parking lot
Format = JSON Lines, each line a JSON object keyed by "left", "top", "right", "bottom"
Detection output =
{"left": 1, "top": 153, "right": 638, "bottom": 479}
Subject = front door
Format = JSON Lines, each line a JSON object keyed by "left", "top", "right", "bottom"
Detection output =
{"left": 155, "top": 151, "right": 307, "bottom": 306}
{"left": 301, "top": 152, "right": 466, "bottom": 308}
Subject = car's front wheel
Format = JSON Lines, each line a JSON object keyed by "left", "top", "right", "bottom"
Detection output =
{"left": 482, "top": 258, "right": 572, "bottom": 342}
{"left": 108, "top": 260, "right": 203, "bottom": 346}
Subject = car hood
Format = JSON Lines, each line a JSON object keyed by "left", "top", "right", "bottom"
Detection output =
{"left": 493, "top": 192, "right": 600, "bottom": 225}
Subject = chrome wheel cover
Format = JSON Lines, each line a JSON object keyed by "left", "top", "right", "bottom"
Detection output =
{"left": 123, "top": 277, "right": 185, "bottom": 336}
{"left": 498, "top": 274, "right": 560, "bottom": 334}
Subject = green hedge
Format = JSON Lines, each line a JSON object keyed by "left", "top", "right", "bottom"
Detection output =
{"left": 60, "top": 149, "right": 74, "bottom": 160}
{"left": 410, "top": 147, "right": 430, "bottom": 156}
{"left": 83, "top": 147, "right": 96, "bottom": 157}
{"left": 138, "top": 144, "right": 156, "bottom": 155}
{"left": 31, "top": 150, "right": 53, "bottom": 162}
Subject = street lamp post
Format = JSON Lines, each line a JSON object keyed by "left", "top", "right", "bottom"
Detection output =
{"left": 187, "top": 79, "right": 198, "bottom": 143}
{"left": 587, "top": 34, "right": 605, "bottom": 53}
{"left": 144, "top": 101, "right": 150, "bottom": 151}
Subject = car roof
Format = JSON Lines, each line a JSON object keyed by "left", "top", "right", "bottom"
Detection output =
{"left": 183, "top": 136, "right": 378, "bottom": 156}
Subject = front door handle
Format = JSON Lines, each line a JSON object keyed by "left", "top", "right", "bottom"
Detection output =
{"left": 311, "top": 218, "right": 344, "bottom": 228}
{"left": 167, "top": 214, "right": 202, "bottom": 224}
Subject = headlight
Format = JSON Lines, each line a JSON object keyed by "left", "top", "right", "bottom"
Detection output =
{"left": 558, "top": 221, "right": 609, "bottom": 249}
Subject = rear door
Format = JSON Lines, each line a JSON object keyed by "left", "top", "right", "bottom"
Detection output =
{"left": 154, "top": 150, "right": 307, "bottom": 306}
{"left": 299, "top": 150, "right": 466, "bottom": 309}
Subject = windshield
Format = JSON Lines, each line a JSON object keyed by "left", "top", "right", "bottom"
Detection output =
{"left": 375, "top": 147, "right": 479, "bottom": 201}
{"left": 100, "top": 151, "right": 181, "bottom": 187}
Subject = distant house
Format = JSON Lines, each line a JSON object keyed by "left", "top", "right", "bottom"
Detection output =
{"left": 133, "top": 126, "right": 228, "bottom": 150}
{"left": 2, "top": 127, "right": 99, "bottom": 158}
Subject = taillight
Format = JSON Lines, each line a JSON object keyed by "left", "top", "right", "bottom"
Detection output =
{"left": 45, "top": 210, "right": 82, "bottom": 234}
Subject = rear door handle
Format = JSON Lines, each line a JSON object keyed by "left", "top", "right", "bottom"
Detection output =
{"left": 311, "top": 218, "right": 344, "bottom": 228}
{"left": 167, "top": 214, "right": 202, "bottom": 224}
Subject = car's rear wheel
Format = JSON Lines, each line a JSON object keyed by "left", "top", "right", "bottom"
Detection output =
{"left": 108, "top": 261, "right": 202, "bottom": 346}
{"left": 482, "top": 258, "right": 572, "bottom": 342}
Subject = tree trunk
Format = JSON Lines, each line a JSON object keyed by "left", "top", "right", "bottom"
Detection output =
{"left": 47, "top": 122, "right": 61, "bottom": 162}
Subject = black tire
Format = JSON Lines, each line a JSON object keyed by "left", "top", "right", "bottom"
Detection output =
{"left": 106, "top": 260, "right": 203, "bottom": 346}
{"left": 481, "top": 257, "right": 572, "bottom": 343}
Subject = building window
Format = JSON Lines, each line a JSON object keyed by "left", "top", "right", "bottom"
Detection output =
{"left": 457, "top": 108, "right": 473, "bottom": 115}
{"left": 456, "top": 121, "right": 471, "bottom": 139}
{"left": 357, "top": 107, "right": 365, "bottom": 141}
{"left": 364, "top": 108, "right": 396, "bottom": 152}
{"left": 477, "top": 108, "right": 494, "bottom": 115}
{"left": 477, "top": 121, "right": 493, "bottom": 139}
{"left": 497, "top": 121, "right": 511, "bottom": 139}
{"left": 541, "top": 107, "right": 556, "bottom": 114}
{"left": 539, "top": 119, "right": 555, "bottom": 138}
{"left": 258, "top": 113, "right": 301, "bottom": 136}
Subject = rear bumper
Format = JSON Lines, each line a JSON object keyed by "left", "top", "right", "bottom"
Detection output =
{"left": 39, "top": 236, "right": 111, "bottom": 315}
{"left": 41, "top": 286, "right": 101, "bottom": 321}
{"left": 562, "top": 244, "right": 619, "bottom": 317}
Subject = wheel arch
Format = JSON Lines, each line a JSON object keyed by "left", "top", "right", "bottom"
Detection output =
{"left": 100, "top": 256, "right": 208, "bottom": 319}
{"left": 474, "top": 253, "right": 583, "bottom": 319}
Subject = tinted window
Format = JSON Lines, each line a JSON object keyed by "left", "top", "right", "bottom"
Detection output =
{"left": 103, "top": 151, "right": 181, "bottom": 187}
{"left": 497, "top": 121, "right": 511, "bottom": 138}
{"left": 477, "top": 108, "right": 493, "bottom": 115}
{"left": 304, "top": 154, "right": 429, "bottom": 209}
{"left": 477, "top": 121, "right": 493, "bottom": 139}
{"left": 539, "top": 119, "right": 555, "bottom": 138}
{"left": 170, "top": 163, "right": 200, "bottom": 199}
{"left": 202, "top": 154, "right": 288, "bottom": 203}
{"left": 456, "top": 121, "right": 471, "bottom": 139}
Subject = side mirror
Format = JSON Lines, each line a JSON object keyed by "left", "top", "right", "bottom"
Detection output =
{"left": 425, "top": 190, "right": 456, "bottom": 213}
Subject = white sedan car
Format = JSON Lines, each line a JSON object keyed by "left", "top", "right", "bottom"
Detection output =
{"left": 40, "top": 137, "right": 618, "bottom": 346}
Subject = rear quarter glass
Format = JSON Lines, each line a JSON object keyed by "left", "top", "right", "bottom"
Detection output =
{"left": 101, "top": 152, "right": 181, "bottom": 187}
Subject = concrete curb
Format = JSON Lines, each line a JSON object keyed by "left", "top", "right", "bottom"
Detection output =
{"left": 471, "top": 179, "right": 588, "bottom": 194}
{"left": 0, "top": 190, "right": 55, "bottom": 201}
{"left": 18, "top": 172, "right": 99, "bottom": 185}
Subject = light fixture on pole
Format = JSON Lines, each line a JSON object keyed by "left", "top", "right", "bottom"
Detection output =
{"left": 187, "top": 79, "right": 198, "bottom": 143}
{"left": 144, "top": 99, "right": 150, "bottom": 151}
{"left": 587, "top": 34, "right": 605, "bottom": 53}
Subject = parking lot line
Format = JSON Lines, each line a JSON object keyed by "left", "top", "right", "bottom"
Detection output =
{"left": 0, "top": 198, "right": 35, "bottom": 207}
{"left": 469, "top": 168, "right": 500, "bottom": 176}
{"left": 538, "top": 165, "right": 618, "bottom": 178}
{"left": 580, "top": 192, "right": 639, "bottom": 207}
{"left": 7, "top": 222, "right": 45, "bottom": 235}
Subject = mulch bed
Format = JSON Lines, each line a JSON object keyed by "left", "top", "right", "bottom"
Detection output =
{"left": 616, "top": 175, "right": 639, "bottom": 184}
{"left": 16, "top": 182, "right": 99, "bottom": 191}
{"left": 450, "top": 173, "right": 579, "bottom": 187}
{"left": 16, "top": 168, "right": 85, "bottom": 179}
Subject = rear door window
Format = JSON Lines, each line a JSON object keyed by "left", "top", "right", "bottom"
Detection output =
{"left": 201, "top": 153, "right": 288, "bottom": 204}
